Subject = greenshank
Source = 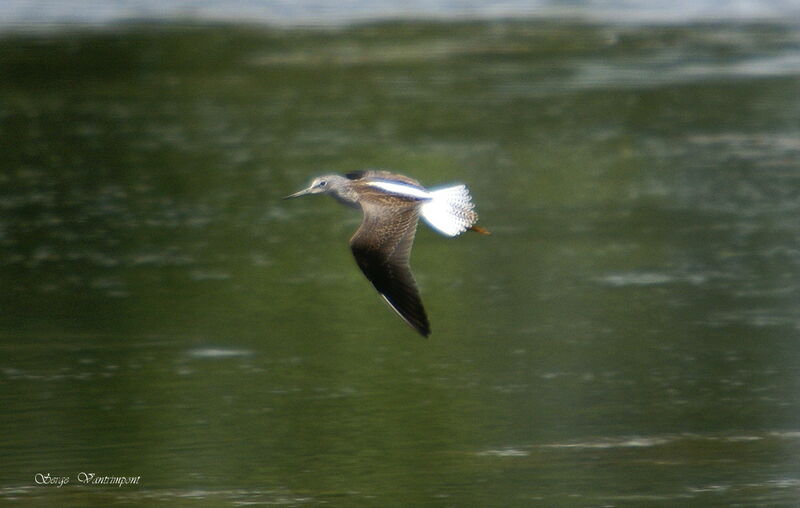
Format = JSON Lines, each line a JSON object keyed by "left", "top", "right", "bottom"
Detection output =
{"left": 285, "top": 170, "right": 488, "bottom": 337}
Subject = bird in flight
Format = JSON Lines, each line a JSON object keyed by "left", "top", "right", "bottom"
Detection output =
{"left": 284, "top": 170, "right": 488, "bottom": 337}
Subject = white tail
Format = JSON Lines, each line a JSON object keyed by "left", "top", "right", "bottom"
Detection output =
{"left": 420, "top": 184, "right": 478, "bottom": 237}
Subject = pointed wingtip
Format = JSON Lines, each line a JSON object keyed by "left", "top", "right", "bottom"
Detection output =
{"left": 377, "top": 294, "right": 431, "bottom": 338}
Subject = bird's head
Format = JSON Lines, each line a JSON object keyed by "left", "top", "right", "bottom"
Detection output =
{"left": 283, "top": 174, "right": 340, "bottom": 199}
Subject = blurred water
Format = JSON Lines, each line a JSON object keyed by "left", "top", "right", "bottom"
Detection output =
{"left": 1, "top": 18, "right": 800, "bottom": 507}
{"left": 3, "top": 0, "right": 800, "bottom": 29}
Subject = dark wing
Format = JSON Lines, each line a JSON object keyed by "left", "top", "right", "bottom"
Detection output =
{"left": 346, "top": 170, "right": 423, "bottom": 188}
{"left": 349, "top": 201, "right": 430, "bottom": 337}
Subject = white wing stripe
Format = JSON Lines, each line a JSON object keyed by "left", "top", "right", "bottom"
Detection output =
{"left": 367, "top": 180, "right": 431, "bottom": 199}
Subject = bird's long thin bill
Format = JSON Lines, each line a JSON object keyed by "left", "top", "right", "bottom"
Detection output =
{"left": 283, "top": 188, "right": 312, "bottom": 199}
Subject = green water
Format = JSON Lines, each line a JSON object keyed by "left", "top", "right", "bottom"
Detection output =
{"left": 2, "top": 21, "right": 800, "bottom": 506}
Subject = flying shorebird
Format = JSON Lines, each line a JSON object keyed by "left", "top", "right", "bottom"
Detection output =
{"left": 284, "top": 170, "right": 489, "bottom": 337}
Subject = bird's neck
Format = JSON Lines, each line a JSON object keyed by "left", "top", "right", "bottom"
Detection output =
{"left": 329, "top": 188, "right": 360, "bottom": 208}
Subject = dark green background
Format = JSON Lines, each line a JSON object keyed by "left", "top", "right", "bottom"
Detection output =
{"left": 2, "top": 20, "right": 800, "bottom": 506}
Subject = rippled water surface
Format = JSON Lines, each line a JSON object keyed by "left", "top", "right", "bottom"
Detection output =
{"left": 2, "top": 19, "right": 800, "bottom": 507}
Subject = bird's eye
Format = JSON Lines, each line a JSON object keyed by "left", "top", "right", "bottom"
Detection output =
{"left": 317, "top": 179, "right": 327, "bottom": 188}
